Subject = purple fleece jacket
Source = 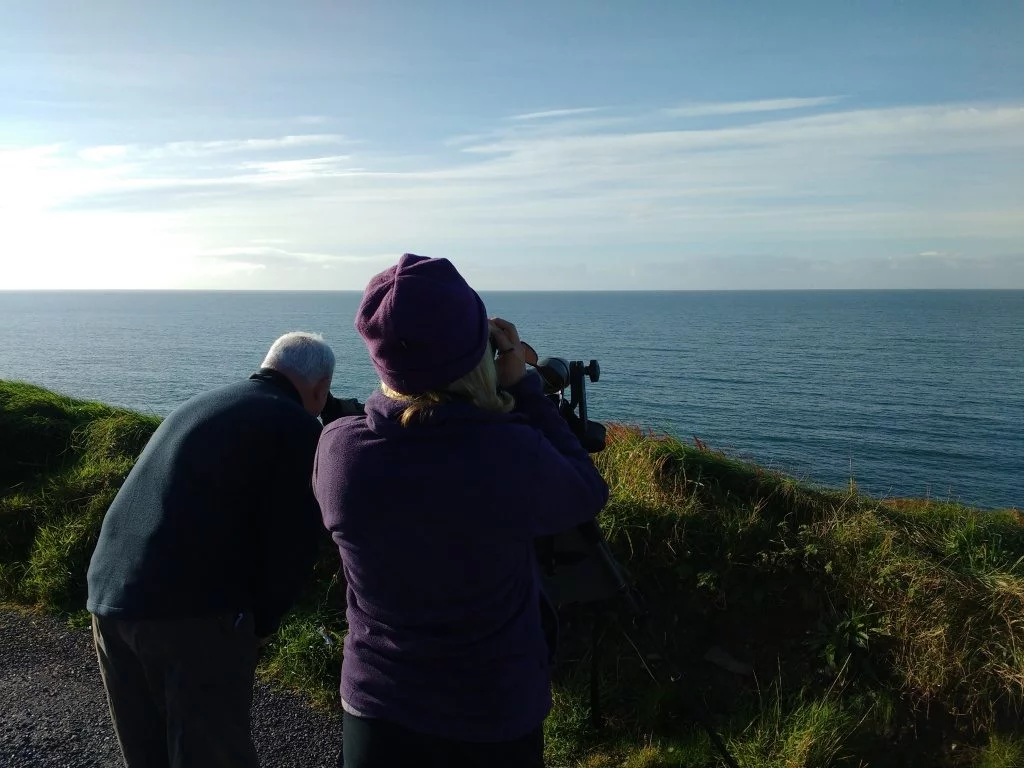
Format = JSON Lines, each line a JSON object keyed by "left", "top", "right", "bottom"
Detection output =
{"left": 313, "top": 372, "right": 609, "bottom": 742}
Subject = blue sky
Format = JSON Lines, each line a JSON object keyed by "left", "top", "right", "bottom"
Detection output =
{"left": 1, "top": 0, "right": 1022, "bottom": 289}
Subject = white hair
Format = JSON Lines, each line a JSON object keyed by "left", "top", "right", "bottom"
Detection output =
{"left": 262, "top": 332, "right": 335, "bottom": 385}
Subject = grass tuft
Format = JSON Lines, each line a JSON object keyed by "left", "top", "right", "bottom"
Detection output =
{"left": 972, "top": 732, "right": 1024, "bottom": 768}
{"left": 1, "top": 381, "right": 160, "bottom": 609}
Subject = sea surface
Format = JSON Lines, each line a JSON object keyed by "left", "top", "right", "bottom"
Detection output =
{"left": 0, "top": 290, "right": 1021, "bottom": 509}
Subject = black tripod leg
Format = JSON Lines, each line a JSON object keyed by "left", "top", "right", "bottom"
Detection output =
{"left": 633, "top": 621, "right": 741, "bottom": 768}
{"left": 589, "top": 611, "right": 602, "bottom": 730}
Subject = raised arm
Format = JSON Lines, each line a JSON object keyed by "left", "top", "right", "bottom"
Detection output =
{"left": 250, "top": 417, "right": 324, "bottom": 638}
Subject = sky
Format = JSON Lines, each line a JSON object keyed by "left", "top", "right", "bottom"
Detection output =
{"left": 1, "top": 0, "right": 1022, "bottom": 290}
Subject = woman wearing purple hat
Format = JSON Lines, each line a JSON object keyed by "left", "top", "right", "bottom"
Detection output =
{"left": 313, "top": 253, "right": 609, "bottom": 767}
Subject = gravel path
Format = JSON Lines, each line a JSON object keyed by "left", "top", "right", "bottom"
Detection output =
{"left": 0, "top": 609, "right": 342, "bottom": 768}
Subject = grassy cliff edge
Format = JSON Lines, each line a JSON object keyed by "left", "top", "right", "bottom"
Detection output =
{"left": 1, "top": 379, "right": 1021, "bottom": 767}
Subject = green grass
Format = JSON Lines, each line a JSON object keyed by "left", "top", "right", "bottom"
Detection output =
{"left": 972, "top": 733, "right": 1024, "bottom": 768}
{"left": 2, "top": 380, "right": 1023, "bottom": 767}
{"left": 0, "top": 381, "right": 159, "bottom": 607}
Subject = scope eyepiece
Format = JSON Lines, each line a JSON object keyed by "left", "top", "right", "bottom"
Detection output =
{"left": 535, "top": 357, "right": 570, "bottom": 394}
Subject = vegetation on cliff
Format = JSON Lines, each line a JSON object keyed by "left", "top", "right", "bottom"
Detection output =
{"left": 2, "top": 379, "right": 1022, "bottom": 767}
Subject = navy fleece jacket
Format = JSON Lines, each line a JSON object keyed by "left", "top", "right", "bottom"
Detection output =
{"left": 87, "top": 370, "right": 323, "bottom": 637}
{"left": 313, "top": 372, "right": 609, "bottom": 742}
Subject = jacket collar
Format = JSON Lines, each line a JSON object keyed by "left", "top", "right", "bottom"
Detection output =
{"left": 249, "top": 367, "right": 303, "bottom": 405}
{"left": 363, "top": 390, "right": 527, "bottom": 437}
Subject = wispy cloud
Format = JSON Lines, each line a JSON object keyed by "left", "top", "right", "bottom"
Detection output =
{"left": 78, "top": 145, "right": 130, "bottom": 162}
{"left": 664, "top": 96, "right": 841, "bottom": 118}
{"left": 5, "top": 100, "right": 1023, "bottom": 288}
{"left": 509, "top": 107, "right": 603, "bottom": 121}
{"left": 163, "top": 134, "right": 346, "bottom": 156}
{"left": 75, "top": 134, "right": 347, "bottom": 163}
{"left": 1, "top": 144, "right": 63, "bottom": 167}
{"left": 239, "top": 155, "right": 355, "bottom": 178}
{"left": 35, "top": 103, "right": 1024, "bottom": 224}
{"left": 199, "top": 246, "right": 390, "bottom": 265}
{"left": 619, "top": 251, "right": 1024, "bottom": 290}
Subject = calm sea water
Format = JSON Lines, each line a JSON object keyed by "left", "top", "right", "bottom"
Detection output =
{"left": 0, "top": 290, "right": 1021, "bottom": 509}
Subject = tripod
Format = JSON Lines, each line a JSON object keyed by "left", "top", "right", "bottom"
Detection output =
{"left": 532, "top": 355, "right": 740, "bottom": 768}
{"left": 539, "top": 521, "right": 740, "bottom": 768}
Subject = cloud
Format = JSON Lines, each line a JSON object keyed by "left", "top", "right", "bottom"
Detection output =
{"left": 664, "top": 96, "right": 841, "bottom": 118}
{"left": 43, "top": 104, "right": 1024, "bottom": 228}
{"left": 162, "top": 134, "right": 346, "bottom": 157}
{"left": 5, "top": 99, "right": 1024, "bottom": 288}
{"left": 621, "top": 252, "right": 1024, "bottom": 290}
{"left": 458, "top": 104, "right": 1024, "bottom": 167}
{"left": 0, "top": 144, "right": 63, "bottom": 168}
{"left": 78, "top": 145, "right": 129, "bottom": 162}
{"left": 509, "top": 107, "right": 604, "bottom": 121}
{"left": 239, "top": 155, "right": 355, "bottom": 178}
{"left": 199, "top": 246, "right": 391, "bottom": 265}
{"left": 75, "top": 134, "right": 347, "bottom": 163}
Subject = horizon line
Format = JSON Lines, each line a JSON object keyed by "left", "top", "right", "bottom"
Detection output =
{"left": 1, "top": 287, "right": 1022, "bottom": 294}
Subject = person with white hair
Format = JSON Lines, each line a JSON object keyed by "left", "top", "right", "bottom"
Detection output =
{"left": 86, "top": 331, "right": 343, "bottom": 768}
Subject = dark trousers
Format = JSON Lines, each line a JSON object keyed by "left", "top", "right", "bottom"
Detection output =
{"left": 92, "top": 612, "right": 260, "bottom": 768}
{"left": 341, "top": 711, "right": 545, "bottom": 768}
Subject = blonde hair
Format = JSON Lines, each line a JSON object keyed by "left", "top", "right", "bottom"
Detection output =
{"left": 382, "top": 342, "right": 515, "bottom": 426}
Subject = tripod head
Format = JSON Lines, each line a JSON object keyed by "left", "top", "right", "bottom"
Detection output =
{"left": 522, "top": 349, "right": 624, "bottom": 605}
{"left": 533, "top": 355, "right": 606, "bottom": 454}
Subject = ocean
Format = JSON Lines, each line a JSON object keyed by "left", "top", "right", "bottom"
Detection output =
{"left": 0, "top": 290, "right": 1021, "bottom": 509}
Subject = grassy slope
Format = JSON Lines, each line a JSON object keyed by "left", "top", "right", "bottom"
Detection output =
{"left": 1, "top": 379, "right": 1022, "bottom": 767}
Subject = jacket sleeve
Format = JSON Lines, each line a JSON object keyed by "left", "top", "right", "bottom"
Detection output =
{"left": 320, "top": 393, "right": 365, "bottom": 425}
{"left": 505, "top": 373, "right": 610, "bottom": 536}
{"left": 251, "top": 417, "right": 324, "bottom": 637}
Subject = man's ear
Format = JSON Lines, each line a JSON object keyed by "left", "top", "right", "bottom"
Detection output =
{"left": 315, "top": 377, "right": 332, "bottom": 402}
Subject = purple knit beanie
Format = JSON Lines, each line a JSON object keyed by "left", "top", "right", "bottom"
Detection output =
{"left": 355, "top": 253, "right": 490, "bottom": 395}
